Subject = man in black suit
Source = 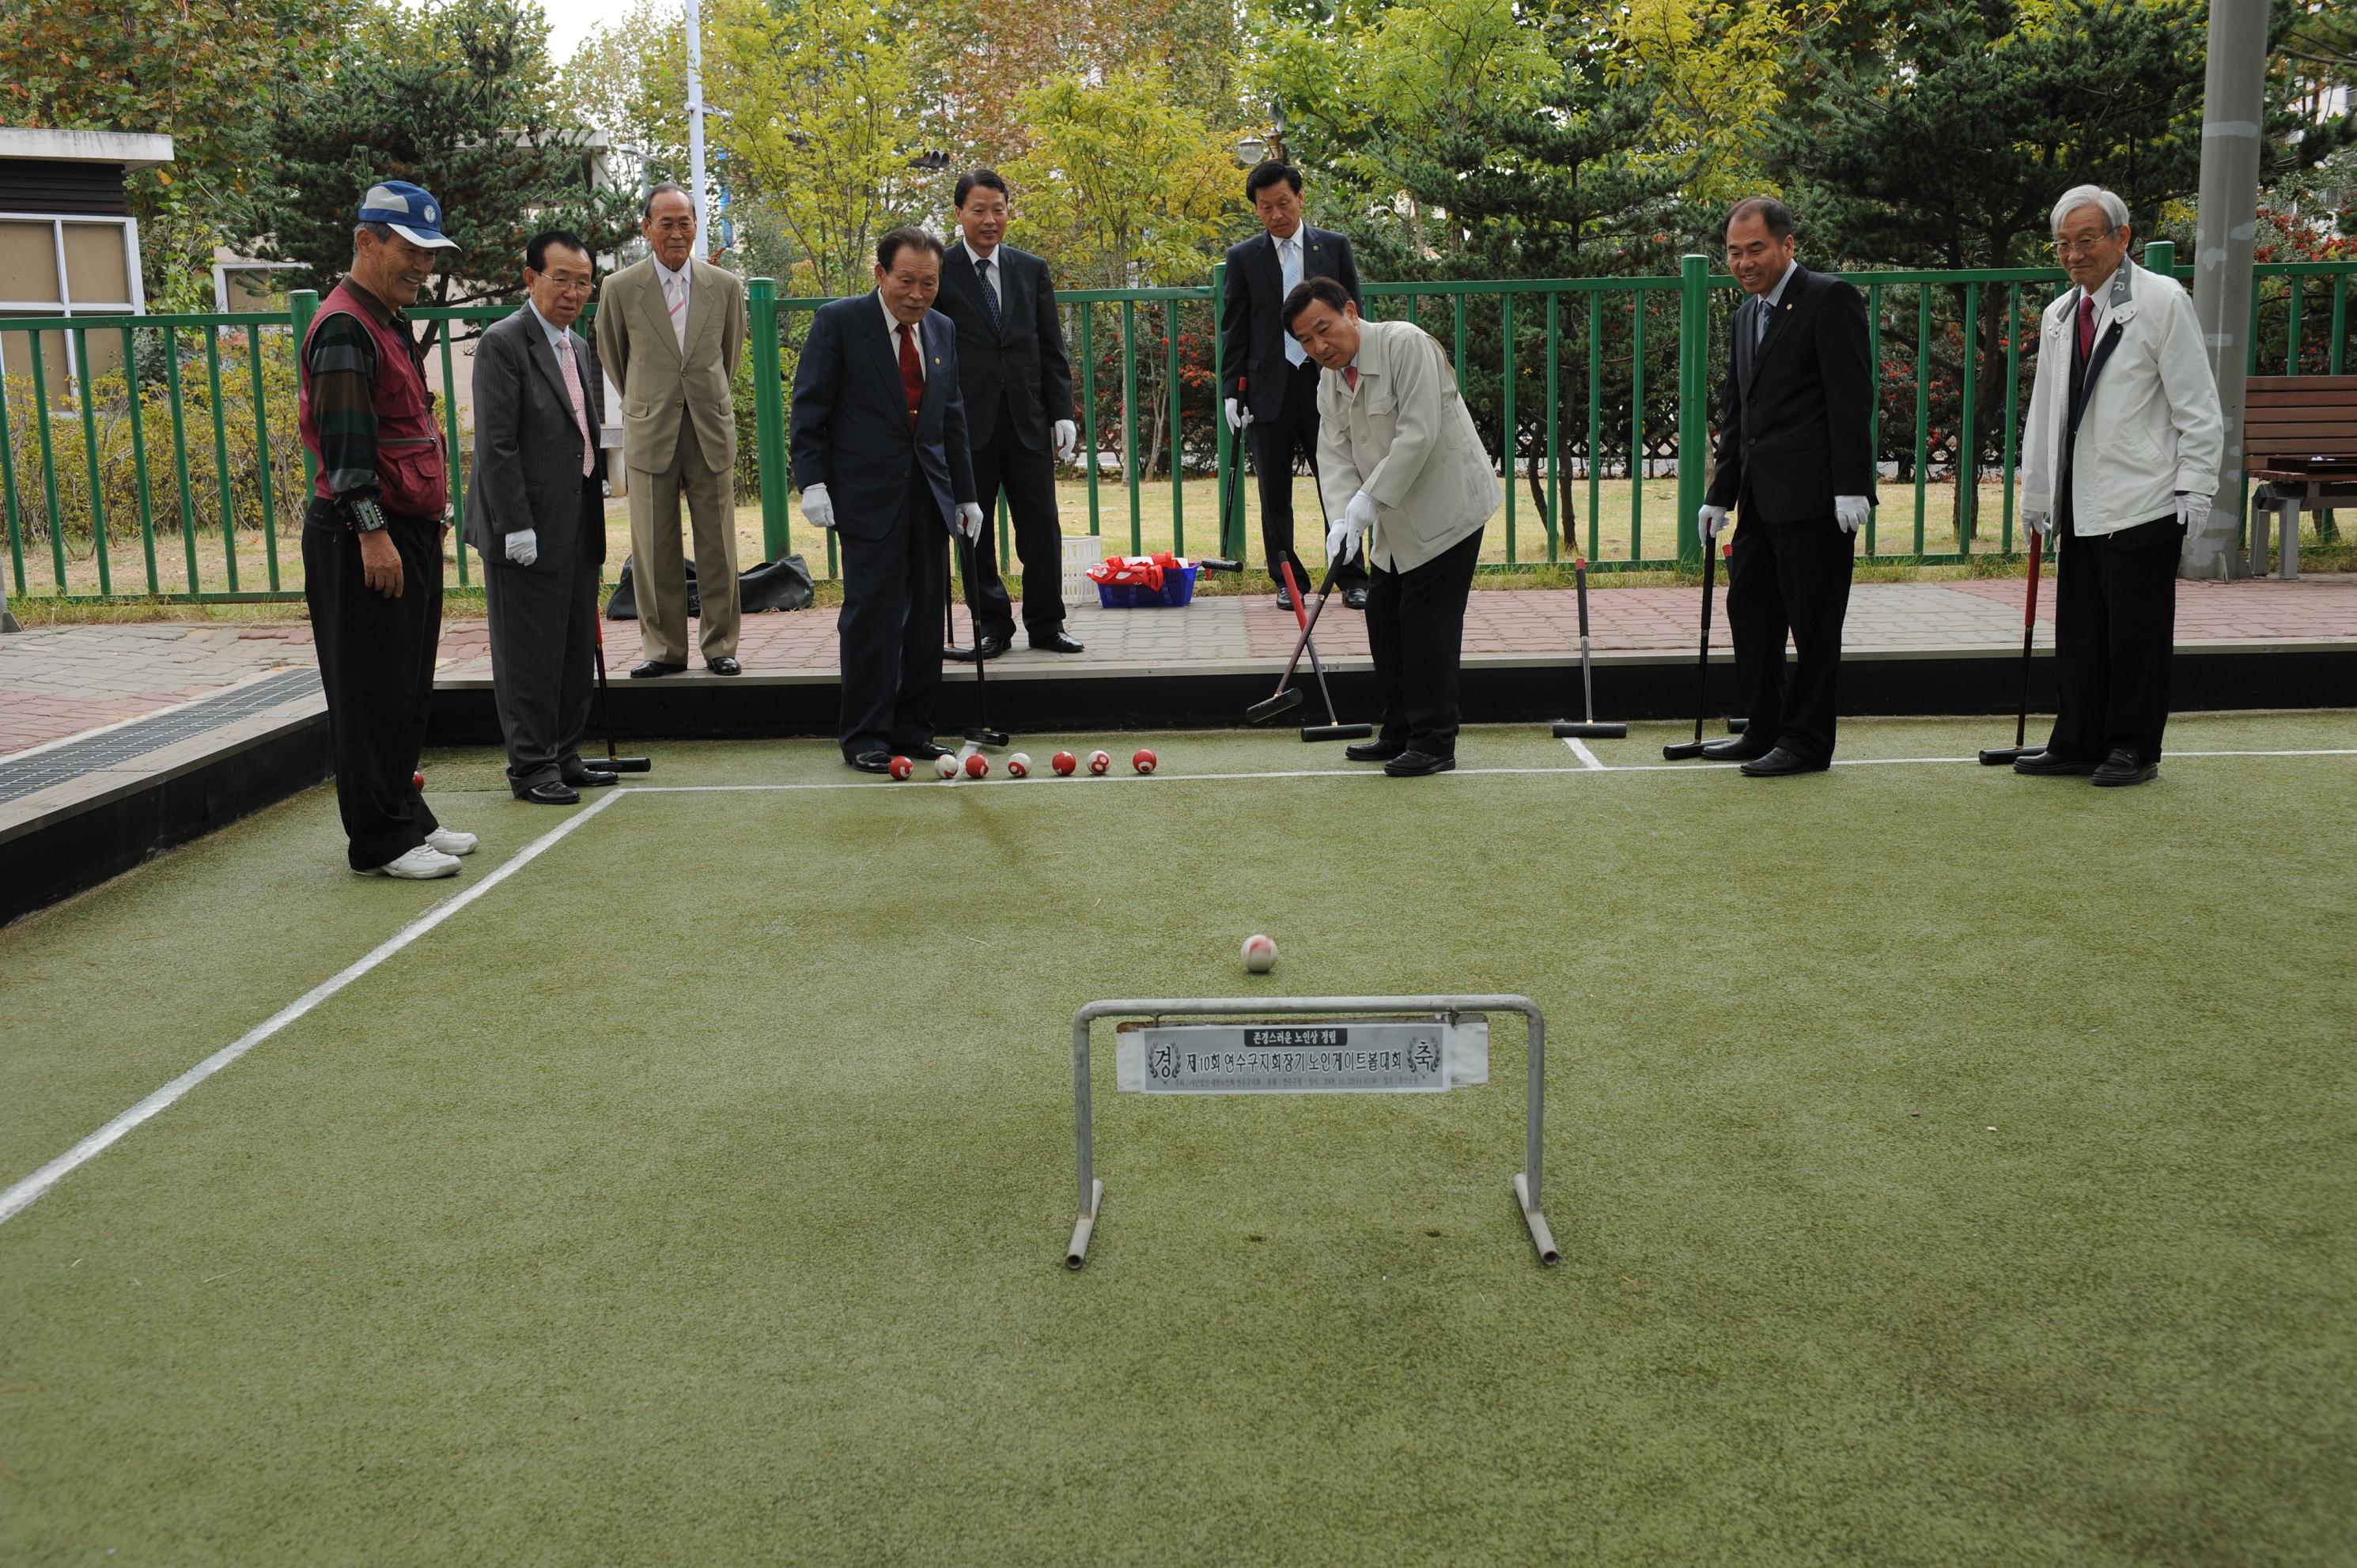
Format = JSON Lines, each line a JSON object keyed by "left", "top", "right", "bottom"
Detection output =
{"left": 789, "top": 228, "right": 984, "bottom": 772}
{"left": 933, "top": 169, "right": 1083, "bottom": 659}
{"left": 462, "top": 229, "right": 615, "bottom": 805}
{"left": 1220, "top": 162, "right": 1368, "bottom": 609}
{"left": 1696, "top": 196, "right": 1876, "bottom": 776}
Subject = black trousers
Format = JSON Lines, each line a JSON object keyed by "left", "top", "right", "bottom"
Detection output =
{"left": 836, "top": 470, "right": 949, "bottom": 759}
{"left": 959, "top": 406, "right": 1066, "bottom": 641}
{"left": 1247, "top": 361, "right": 1368, "bottom": 594}
{"left": 483, "top": 483, "right": 601, "bottom": 790}
{"left": 1367, "top": 527, "right": 1483, "bottom": 757}
{"left": 2046, "top": 513, "right": 2181, "bottom": 764}
{"left": 1725, "top": 516, "right": 1856, "bottom": 765}
{"left": 302, "top": 500, "right": 444, "bottom": 870}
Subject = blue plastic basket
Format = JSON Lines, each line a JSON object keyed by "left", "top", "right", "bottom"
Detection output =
{"left": 1092, "top": 561, "right": 1198, "bottom": 609}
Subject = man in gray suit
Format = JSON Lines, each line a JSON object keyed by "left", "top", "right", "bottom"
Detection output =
{"left": 463, "top": 229, "right": 615, "bottom": 804}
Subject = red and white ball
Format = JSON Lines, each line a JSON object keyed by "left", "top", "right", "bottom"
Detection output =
{"left": 1007, "top": 752, "right": 1031, "bottom": 777}
{"left": 1132, "top": 748, "right": 1158, "bottom": 775}
{"left": 888, "top": 755, "right": 914, "bottom": 780}
{"left": 1241, "top": 934, "right": 1278, "bottom": 974}
{"left": 964, "top": 753, "right": 990, "bottom": 780}
{"left": 1051, "top": 750, "right": 1078, "bottom": 776}
{"left": 1087, "top": 749, "right": 1111, "bottom": 776}
{"left": 934, "top": 753, "right": 961, "bottom": 780}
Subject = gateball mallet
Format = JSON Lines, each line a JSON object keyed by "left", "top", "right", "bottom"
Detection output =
{"left": 587, "top": 613, "right": 652, "bottom": 773}
{"left": 1247, "top": 562, "right": 1344, "bottom": 726}
{"left": 1550, "top": 555, "right": 1627, "bottom": 740}
{"left": 1661, "top": 540, "right": 1730, "bottom": 761}
{"left": 943, "top": 529, "right": 1011, "bottom": 749}
{"left": 1977, "top": 527, "right": 2046, "bottom": 765}
{"left": 1277, "top": 560, "right": 1371, "bottom": 742}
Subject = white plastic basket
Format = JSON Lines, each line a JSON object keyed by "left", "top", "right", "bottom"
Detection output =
{"left": 1061, "top": 535, "right": 1104, "bottom": 603}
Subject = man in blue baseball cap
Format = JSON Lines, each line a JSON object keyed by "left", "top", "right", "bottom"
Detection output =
{"left": 297, "top": 179, "right": 475, "bottom": 879}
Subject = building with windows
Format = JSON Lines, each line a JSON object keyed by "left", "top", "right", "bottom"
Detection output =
{"left": 0, "top": 127, "right": 172, "bottom": 384}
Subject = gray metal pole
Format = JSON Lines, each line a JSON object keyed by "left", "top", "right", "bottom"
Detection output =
{"left": 2184, "top": 0, "right": 2272, "bottom": 579}
{"left": 683, "top": 0, "right": 711, "bottom": 251}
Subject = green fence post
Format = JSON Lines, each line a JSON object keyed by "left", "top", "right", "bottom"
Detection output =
{"left": 2333, "top": 274, "right": 2349, "bottom": 375}
{"left": 289, "top": 291, "right": 320, "bottom": 502}
{"left": 2002, "top": 282, "right": 2022, "bottom": 554}
{"left": 1081, "top": 305, "right": 1099, "bottom": 538}
{"left": 1586, "top": 293, "right": 1601, "bottom": 561}
{"left": 1122, "top": 297, "right": 1141, "bottom": 554}
{"left": 1166, "top": 296, "right": 1182, "bottom": 557}
{"left": 1501, "top": 291, "right": 1516, "bottom": 565}
{"left": 1453, "top": 293, "right": 1468, "bottom": 399}
{"left": 71, "top": 327, "right": 112, "bottom": 595}
{"left": 1958, "top": 280, "right": 1979, "bottom": 554}
{"left": 1912, "top": 285, "right": 1931, "bottom": 556}
{"left": 32, "top": 335, "right": 68, "bottom": 590}
{"left": 0, "top": 334, "right": 22, "bottom": 594}
{"left": 162, "top": 326, "right": 200, "bottom": 591}
{"left": 1866, "top": 283, "right": 1882, "bottom": 557}
{"left": 1544, "top": 290, "right": 1560, "bottom": 562}
{"left": 1629, "top": 292, "right": 1645, "bottom": 561}
{"left": 120, "top": 323, "right": 159, "bottom": 593}
{"left": 747, "top": 278, "right": 790, "bottom": 562}
{"left": 246, "top": 323, "right": 280, "bottom": 590}
{"left": 1211, "top": 264, "right": 1231, "bottom": 558}
{"left": 438, "top": 326, "right": 465, "bottom": 588}
{"left": 1675, "top": 255, "right": 1708, "bottom": 566}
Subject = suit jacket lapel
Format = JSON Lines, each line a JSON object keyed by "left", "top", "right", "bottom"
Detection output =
{"left": 522, "top": 319, "right": 573, "bottom": 415}
{"left": 1256, "top": 232, "right": 1284, "bottom": 308}
{"left": 918, "top": 312, "right": 950, "bottom": 425}
{"left": 1743, "top": 269, "right": 1803, "bottom": 395}
{"left": 864, "top": 292, "right": 902, "bottom": 406}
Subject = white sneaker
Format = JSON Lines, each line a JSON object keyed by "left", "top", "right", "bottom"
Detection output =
{"left": 424, "top": 827, "right": 478, "bottom": 856}
{"left": 355, "top": 845, "right": 463, "bottom": 879}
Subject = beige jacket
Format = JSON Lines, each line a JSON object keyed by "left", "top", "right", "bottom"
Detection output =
{"left": 594, "top": 255, "right": 747, "bottom": 474}
{"left": 1315, "top": 319, "right": 1500, "bottom": 572}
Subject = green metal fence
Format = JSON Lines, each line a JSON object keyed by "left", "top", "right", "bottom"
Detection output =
{"left": 6, "top": 246, "right": 2350, "bottom": 603}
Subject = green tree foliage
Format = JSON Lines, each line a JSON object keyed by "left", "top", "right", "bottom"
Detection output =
{"left": 558, "top": 0, "right": 693, "bottom": 189}
{"left": 238, "top": 0, "right": 637, "bottom": 338}
{"left": 0, "top": 0, "right": 358, "bottom": 304}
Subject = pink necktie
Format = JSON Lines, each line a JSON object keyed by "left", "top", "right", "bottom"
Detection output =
{"left": 556, "top": 334, "right": 593, "bottom": 478}
{"left": 665, "top": 270, "right": 688, "bottom": 353}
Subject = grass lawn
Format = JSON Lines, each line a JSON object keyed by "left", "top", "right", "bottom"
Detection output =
{"left": 2, "top": 716, "right": 2353, "bottom": 1563}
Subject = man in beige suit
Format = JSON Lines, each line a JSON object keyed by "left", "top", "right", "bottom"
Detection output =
{"left": 594, "top": 182, "right": 750, "bottom": 677}
{"left": 1286, "top": 276, "right": 1500, "bottom": 776}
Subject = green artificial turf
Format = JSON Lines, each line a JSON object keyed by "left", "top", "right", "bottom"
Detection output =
{"left": 2, "top": 716, "right": 2354, "bottom": 1565}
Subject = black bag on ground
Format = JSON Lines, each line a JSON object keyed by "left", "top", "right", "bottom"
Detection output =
{"left": 606, "top": 554, "right": 814, "bottom": 619}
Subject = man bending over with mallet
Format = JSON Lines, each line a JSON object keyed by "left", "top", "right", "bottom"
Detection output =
{"left": 1283, "top": 277, "right": 1501, "bottom": 777}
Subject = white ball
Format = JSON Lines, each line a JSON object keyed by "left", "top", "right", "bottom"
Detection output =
{"left": 1242, "top": 933, "right": 1277, "bottom": 974}
{"left": 1007, "top": 751, "right": 1032, "bottom": 777}
{"left": 934, "top": 753, "right": 961, "bottom": 779}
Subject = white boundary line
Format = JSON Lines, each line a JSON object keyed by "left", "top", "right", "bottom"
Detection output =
{"left": 1561, "top": 737, "right": 1606, "bottom": 770}
{"left": 6, "top": 739, "right": 2354, "bottom": 1227}
{"left": 0, "top": 792, "right": 623, "bottom": 1227}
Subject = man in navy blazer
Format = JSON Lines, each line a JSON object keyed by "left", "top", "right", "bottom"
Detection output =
{"left": 1220, "top": 162, "right": 1368, "bottom": 609}
{"left": 790, "top": 228, "right": 984, "bottom": 772}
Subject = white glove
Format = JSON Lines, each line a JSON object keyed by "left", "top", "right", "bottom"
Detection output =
{"left": 1345, "top": 490, "right": 1379, "bottom": 535}
{"left": 803, "top": 483, "right": 836, "bottom": 531}
{"left": 1698, "top": 504, "right": 1731, "bottom": 541}
{"left": 2023, "top": 508, "right": 2052, "bottom": 538}
{"left": 1326, "top": 516, "right": 1359, "bottom": 565}
{"left": 2176, "top": 492, "right": 2213, "bottom": 533}
{"left": 955, "top": 502, "right": 986, "bottom": 542}
{"left": 1053, "top": 419, "right": 1077, "bottom": 463}
{"left": 503, "top": 528, "right": 539, "bottom": 566}
{"left": 1224, "top": 398, "right": 1248, "bottom": 433}
{"left": 1834, "top": 495, "right": 1871, "bottom": 535}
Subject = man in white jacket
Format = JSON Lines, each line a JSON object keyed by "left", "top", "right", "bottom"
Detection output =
{"left": 2013, "top": 185, "right": 2223, "bottom": 787}
{"left": 1286, "top": 277, "right": 1503, "bottom": 776}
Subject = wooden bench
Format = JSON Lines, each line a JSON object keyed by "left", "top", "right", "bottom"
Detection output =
{"left": 2244, "top": 374, "right": 2357, "bottom": 579}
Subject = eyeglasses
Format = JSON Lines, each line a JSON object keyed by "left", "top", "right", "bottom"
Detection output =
{"left": 2052, "top": 237, "right": 2117, "bottom": 258}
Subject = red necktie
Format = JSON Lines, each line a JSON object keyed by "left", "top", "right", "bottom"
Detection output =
{"left": 1345, "top": 366, "right": 1359, "bottom": 391}
{"left": 898, "top": 322, "right": 924, "bottom": 424}
{"left": 2078, "top": 294, "right": 2096, "bottom": 360}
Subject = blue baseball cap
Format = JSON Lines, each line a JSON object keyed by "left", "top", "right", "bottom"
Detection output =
{"left": 357, "top": 180, "right": 458, "bottom": 250}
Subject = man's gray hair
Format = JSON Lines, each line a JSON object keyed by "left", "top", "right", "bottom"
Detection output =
{"left": 2051, "top": 184, "right": 2129, "bottom": 237}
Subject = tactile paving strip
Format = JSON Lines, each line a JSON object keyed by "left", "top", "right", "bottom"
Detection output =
{"left": 0, "top": 668, "right": 322, "bottom": 806}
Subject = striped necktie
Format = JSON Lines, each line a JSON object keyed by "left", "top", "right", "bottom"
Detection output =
{"left": 664, "top": 269, "right": 687, "bottom": 353}
{"left": 977, "top": 257, "right": 1001, "bottom": 332}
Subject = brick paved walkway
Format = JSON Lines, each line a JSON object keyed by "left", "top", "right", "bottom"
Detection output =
{"left": 7, "top": 576, "right": 2354, "bottom": 759}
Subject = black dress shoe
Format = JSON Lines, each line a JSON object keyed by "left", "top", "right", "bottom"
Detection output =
{"left": 849, "top": 751, "right": 895, "bottom": 774}
{"left": 1030, "top": 629, "right": 1086, "bottom": 654}
{"left": 1345, "top": 737, "right": 1407, "bottom": 762}
{"left": 2012, "top": 750, "right": 2099, "bottom": 776}
{"left": 2091, "top": 746, "right": 2159, "bottom": 787}
{"left": 1274, "top": 584, "right": 1296, "bottom": 611}
{"left": 907, "top": 742, "right": 953, "bottom": 761}
{"left": 1342, "top": 584, "right": 1370, "bottom": 610}
{"left": 513, "top": 780, "right": 581, "bottom": 804}
{"left": 1740, "top": 746, "right": 1827, "bottom": 777}
{"left": 629, "top": 659, "right": 687, "bottom": 679}
{"left": 563, "top": 767, "right": 619, "bottom": 788}
{"left": 1701, "top": 735, "right": 1772, "bottom": 762}
{"left": 945, "top": 636, "right": 1011, "bottom": 663}
{"left": 706, "top": 656, "right": 742, "bottom": 676}
{"left": 1384, "top": 750, "right": 1456, "bottom": 777}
